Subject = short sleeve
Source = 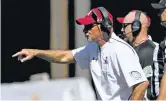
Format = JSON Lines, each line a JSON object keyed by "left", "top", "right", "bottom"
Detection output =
{"left": 72, "top": 43, "right": 98, "bottom": 69}
{"left": 72, "top": 46, "right": 89, "bottom": 69}
{"left": 116, "top": 46, "right": 147, "bottom": 87}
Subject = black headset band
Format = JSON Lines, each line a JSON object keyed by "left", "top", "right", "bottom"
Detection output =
{"left": 98, "top": 7, "right": 109, "bottom": 22}
{"left": 91, "top": 10, "right": 98, "bottom": 23}
{"left": 135, "top": 10, "right": 141, "bottom": 21}
{"left": 91, "top": 7, "right": 112, "bottom": 34}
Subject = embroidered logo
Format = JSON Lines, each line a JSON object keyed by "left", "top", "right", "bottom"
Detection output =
{"left": 130, "top": 71, "right": 142, "bottom": 80}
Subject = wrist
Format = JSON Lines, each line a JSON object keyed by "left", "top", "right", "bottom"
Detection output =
{"left": 33, "top": 49, "right": 40, "bottom": 56}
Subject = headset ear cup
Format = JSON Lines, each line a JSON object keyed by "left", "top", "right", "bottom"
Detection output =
{"left": 132, "top": 10, "right": 142, "bottom": 37}
{"left": 104, "top": 20, "right": 112, "bottom": 29}
{"left": 101, "top": 23, "right": 109, "bottom": 33}
{"left": 101, "top": 20, "right": 112, "bottom": 33}
{"left": 132, "top": 21, "right": 141, "bottom": 37}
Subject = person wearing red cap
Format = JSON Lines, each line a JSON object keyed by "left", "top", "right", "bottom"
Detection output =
{"left": 152, "top": 0, "right": 166, "bottom": 100}
{"left": 117, "top": 10, "right": 165, "bottom": 100}
{"left": 12, "top": 7, "right": 149, "bottom": 100}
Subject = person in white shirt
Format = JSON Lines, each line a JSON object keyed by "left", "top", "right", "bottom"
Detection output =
{"left": 12, "top": 7, "right": 149, "bottom": 100}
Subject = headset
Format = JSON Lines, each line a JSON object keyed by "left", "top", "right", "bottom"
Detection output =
{"left": 91, "top": 7, "right": 112, "bottom": 33}
{"left": 132, "top": 10, "right": 142, "bottom": 37}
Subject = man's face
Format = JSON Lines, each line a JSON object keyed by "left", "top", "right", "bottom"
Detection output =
{"left": 160, "top": 8, "right": 166, "bottom": 22}
{"left": 83, "top": 24, "right": 101, "bottom": 42}
{"left": 121, "top": 22, "right": 134, "bottom": 42}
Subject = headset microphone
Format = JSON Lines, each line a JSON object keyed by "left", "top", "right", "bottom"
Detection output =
{"left": 117, "top": 30, "right": 133, "bottom": 40}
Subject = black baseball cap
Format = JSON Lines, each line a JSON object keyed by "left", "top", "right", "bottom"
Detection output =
{"left": 151, "top": 0, "right": 166, "bottom": 9}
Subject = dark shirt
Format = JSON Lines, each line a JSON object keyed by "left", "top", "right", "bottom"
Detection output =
{"left": 134, "top": 40, "right": 164, "bottom": 100}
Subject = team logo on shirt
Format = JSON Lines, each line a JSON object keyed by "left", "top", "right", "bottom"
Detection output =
{"left": 143, "top": 65, "right": 152, "bottom": 78}
{"left": 130, "top": 71, "right": 142, "bottom": 80}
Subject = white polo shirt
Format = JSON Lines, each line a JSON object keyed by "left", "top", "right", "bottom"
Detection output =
{"left": 72, "top": 32, "right": 147, "bottom": 100}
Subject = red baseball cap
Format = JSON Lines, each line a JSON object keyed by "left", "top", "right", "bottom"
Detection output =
{"left": 76, "top": 7, "right": 113, "bottom": 25}
{"left": 117, "top": 10, "right": 151, "bottom": 27}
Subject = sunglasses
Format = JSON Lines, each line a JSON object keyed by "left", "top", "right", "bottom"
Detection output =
{"left": 83, "top": 24, "right": 97, "bottom": 33}
{"left": 122, "top": 23, "right": 132, "bottom": 29}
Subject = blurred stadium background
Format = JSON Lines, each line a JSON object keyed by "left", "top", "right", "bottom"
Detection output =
{"left": 1, "top": 0, "right": 163, "bottom": 100}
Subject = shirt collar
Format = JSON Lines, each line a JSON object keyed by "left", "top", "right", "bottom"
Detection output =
{"left": 100, "top": 32, "right": 117, "bottom": 50}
